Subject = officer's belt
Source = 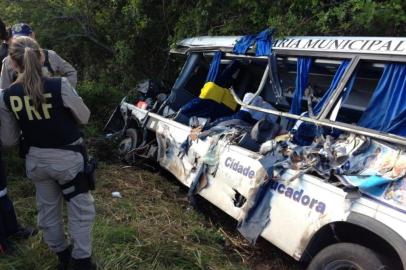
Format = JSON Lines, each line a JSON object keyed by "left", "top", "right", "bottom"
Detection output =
{"left": 52, "top": 144, "right": 96, "bottom": 201}
{"left": 54, "top": 144, "right": 87, "bottom": 159}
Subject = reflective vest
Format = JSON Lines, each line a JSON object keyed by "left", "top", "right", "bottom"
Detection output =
{"left": 3, "top": 78, "right": 81, "bottom": 148}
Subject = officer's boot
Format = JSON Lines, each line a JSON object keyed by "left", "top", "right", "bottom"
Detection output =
{"left": 56, "top": 246, "right": 72, "bottom": 270}
{"left": 72, "top": 257, "right": 96, "bottom": 270}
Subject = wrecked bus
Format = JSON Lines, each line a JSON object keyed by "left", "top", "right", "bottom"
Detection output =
{"left": 105, "top": 33, "right": 406, "bottom": 270}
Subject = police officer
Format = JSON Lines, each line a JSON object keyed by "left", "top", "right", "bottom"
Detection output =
{"left": 0, "top": 17, "right": 13, "bottom": 253}
{"left": 0, "top": 36, "right": 95, "bottom": 269}
{"left": 0, "top": 17, "right": 36, "bottom": 255}
{"left": 0, "top": 151, "right": 30, "bottom": 254}
{"left": 0, "top": 23, "right": 77, "bottom": 89}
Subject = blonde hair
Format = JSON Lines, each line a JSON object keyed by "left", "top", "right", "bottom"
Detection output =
{"left": 9, "top": 36, "right": 44, "bottom": 109}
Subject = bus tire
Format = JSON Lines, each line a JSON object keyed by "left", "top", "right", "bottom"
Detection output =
{"left": 307, "top": 243, "right": 386, "bottom": 270}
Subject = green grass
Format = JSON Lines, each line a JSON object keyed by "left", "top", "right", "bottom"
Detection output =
{"left": 0, "top": 161, "right": 300, "bottom": 270}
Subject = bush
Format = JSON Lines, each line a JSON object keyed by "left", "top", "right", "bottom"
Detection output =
{"left": 78, "top": 80, "right": 124, "bottom": 133}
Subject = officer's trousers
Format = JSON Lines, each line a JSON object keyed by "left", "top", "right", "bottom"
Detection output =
{"left": 26, "top": 147, "right": 95, "bottom": 259}
{"left": 0, "top": 150, "right": 19, "bottom": 246}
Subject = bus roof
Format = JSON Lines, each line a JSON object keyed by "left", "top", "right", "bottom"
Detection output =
{"left": 174, "top": 36, "right": 406, "bottom": 57}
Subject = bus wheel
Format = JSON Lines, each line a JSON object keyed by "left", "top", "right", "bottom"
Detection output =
{"left": 118, "top": 128, "right": 138, "bottom": 156}
{"left": 307, "top": 243, "right": 386, "bottom": 270}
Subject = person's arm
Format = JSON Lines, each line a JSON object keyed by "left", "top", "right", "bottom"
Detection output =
{"left": 0, "top": 91, "right": 20, "bottom": 147}
{"left": 0, "top": 57, "right": 15, "bottom": 90}
{"left": 48, "top": 50, "right": 77, "bottom": 88}
{"left": 61, "top": 77, "right": 90, "bottom": 125}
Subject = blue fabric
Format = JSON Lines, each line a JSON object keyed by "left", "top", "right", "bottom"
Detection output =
{"left": 237, "top": 179, "right": 274, "bottom": 244}
{"left": 289, "top": 59, "right": 356, "bottom": 117}
{"left": 293, "top": 60, "right": 356, "bottom": 146}
{"left": 233, "top": 28, "right": 274, "bottom": 56}
{"left": 342, "top": 176, "right": 389, "bottom": 197}
{"left": 206, "top": 53, "right": 241, "bottom": 87}
{"left": 233, "top": 35, "right": 256, "bottom": 55}
{"left": 255, "top": 28, "right": 274, "bottom": 56}
{"left": 238, "top": 152, "right": 285, "bottom": 243}
{"left": 358, "top": 64, "right": 406, "bottom": 135}
{"left": 363, "top": 183, "right": 389, "bottom": 197}
{"left": 289, "top": 57, "right": 313, "bottom": 116}
{"left": 313, "top": 60, "right": 352, "bottom": 115}
{"left": 180, "top": 98, "right": 234, "bottom": 120}
{"left": 345, "top": 175, "right": 391, "bottom": 190}
{"left": 387, "top": 109, "right": 406, "bottom": 136}
{"left": 205, "top": 51, "right": 223, "bottom": 82}
{"left": 188, "top": 163, "right": 207, "bottom": 207}
{"left": 203, "top": 110, "right": 255, "bottom": 130}
{"left": 11, "top": 23, "right": 33, "bottom": 37}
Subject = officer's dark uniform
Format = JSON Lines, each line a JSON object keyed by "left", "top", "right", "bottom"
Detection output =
{"left": 0, "top": 42, "right": 8, "bottom": 64}
{"left": 0, "top": 154, "right": 19, "bottom": 252}
{"left": 0, "top": 77, "right": 95, "bottom": 261}
{"left": 0, "top": 18, "right": 18, "bottom": 253}
{"left": 0, "top": 31, "right": 21, "bottom": 253}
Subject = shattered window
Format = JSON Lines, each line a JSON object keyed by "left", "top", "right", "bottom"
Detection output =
{"left": 182, "top": 56, "right": 210, "bottom": 97}
{"left": 330, "top": 60, "right": 406, "bottom": 138}
{"left": 232, "top": 60, "right": 268, "bottom": 99}
{"left": 182, "top": 55, "right": 268, "bottom": 100}
{"left": 331, "top": 60, "right": 384, "bottom": 125}
{"left": 273, "top": 56, "right": 346, "bottom": 115}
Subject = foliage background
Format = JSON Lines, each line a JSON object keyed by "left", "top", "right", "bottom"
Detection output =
{"left": 1, "top": 0, "right": 405, "bottom": 127}
{"left": 0, "top": 1, "right": 405, "bottom": 269}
